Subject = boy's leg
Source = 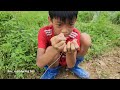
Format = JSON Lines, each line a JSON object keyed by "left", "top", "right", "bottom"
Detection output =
{"left": 70, "top": 56, "right": 90, "bottom": 79}
{"left": 40, "top": 46, "right": 61, "bottom": 79}
{"left": 75, "top": 33, "right": 91, "bottom": 66}
{"left": 70, "top": 33, "right": 91, "bottom": 79}
{"left": 79, "top": 33, "right": 91, "bottom": 56}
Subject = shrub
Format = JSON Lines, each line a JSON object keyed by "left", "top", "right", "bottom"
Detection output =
{"left": 110, "top": 12, "right": 120, "bottom": 25}
{"left": 0, "top": 11, "right": 120, "bottom": 78}
{"left": 0, "top": 12, "right": 46, "bottom": 78}
{"left": 77, "top": 11, "right": 94, "bottom": 23}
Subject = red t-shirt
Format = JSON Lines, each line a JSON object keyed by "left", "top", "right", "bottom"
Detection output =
{"left": 38, "top": 25, "right": 81, "bottom": 66}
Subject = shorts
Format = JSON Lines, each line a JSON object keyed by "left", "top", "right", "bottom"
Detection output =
{"left": 44, "top": 56, "right": 84, "bottom": 69}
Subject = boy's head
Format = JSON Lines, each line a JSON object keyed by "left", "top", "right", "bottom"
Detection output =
{"left": 48, "top": 11, "right": 78, "bottom": 37}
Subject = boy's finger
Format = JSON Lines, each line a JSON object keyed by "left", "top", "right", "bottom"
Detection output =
{"left": 59, "top": 43, "right": 66, "bottom": 51}
{"left": 72, "top": 39, "right": 79, "bottom": 49}
{"left": 58, "top": 33, "right": 66, "bottom": 41}
{"left": 57, "top": 40, "right": 66, "bottom": 47}
{"left": 59, "top": 33, "right": 64, "bottom": 37}
{"left": 50, "top": 36, "right": 56, "bottom": 45}
{"left": 71, "top": 42, "right": 75, "bottom": 52}
{"left": 55, "top": 36, "right": 62, "bottom": 43}
{"left": 54, "top": 40, "right": 65, "bottom": 50}
{"left": 63, "top": 45, "right": 67, "bottom": 52}
{"left": 67, "top": 41, "right": 71, "bottom": 52}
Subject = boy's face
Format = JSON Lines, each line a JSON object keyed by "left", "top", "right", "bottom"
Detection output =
{"left": 48, "top": 17, "right": 76, "bottom": 37}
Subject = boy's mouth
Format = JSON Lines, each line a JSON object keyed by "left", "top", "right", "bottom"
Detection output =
{"left": 64, "top": 34, "right": 69, "bottom": 37}
{"left": 64, "top": 35, "right": 68, "bottom": 37}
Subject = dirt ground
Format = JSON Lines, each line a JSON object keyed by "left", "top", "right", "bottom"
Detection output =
{"left": 55, "top": 47, "right": 120, "bottom": 79}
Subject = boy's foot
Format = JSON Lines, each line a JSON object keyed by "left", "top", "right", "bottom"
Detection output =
{"left": 70, "top": 66, "right": 90, "bottom": 79}
{"left": 40, "top": 66, "right": 60, "bottom": 79}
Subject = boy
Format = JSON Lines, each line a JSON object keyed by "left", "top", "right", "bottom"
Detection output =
{"left": 36, "top": 11, "right": 91, "bottom": 79}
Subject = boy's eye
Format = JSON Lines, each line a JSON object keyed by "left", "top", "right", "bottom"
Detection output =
{"left": 57, "top": 23, "right": 62, "bottom": 26}
{"left": 70, "top": 24, "right": 74, "bottom": 25}
{"left": 69, "top": 23, "right": 74, "bottom": 26}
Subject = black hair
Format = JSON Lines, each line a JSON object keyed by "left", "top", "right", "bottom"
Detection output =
{"left": 49, "top": 11, "right": 78, "bottom": 23}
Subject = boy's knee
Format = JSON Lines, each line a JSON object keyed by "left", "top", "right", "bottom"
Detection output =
{"left": 81, "top": 33, "right": 92, "bottom": 47}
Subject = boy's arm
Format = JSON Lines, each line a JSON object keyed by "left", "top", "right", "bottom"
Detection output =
{"left": 65, "top": 40, "right": 79, "bottom": 68}
{"left": 37, "top": 28, "right": 59, "bottom": 68}
{"left": 66, "top": 51, "right": 77, "bottom": 68}
{"left": 36, "top": 33, "right": 66, "bottom": 68}
{"left": 36, "top": 47, "right": 59, "bottom": 68}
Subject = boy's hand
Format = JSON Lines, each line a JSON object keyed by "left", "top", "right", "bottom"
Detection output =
{"left": 64, "top": 39, "right": 79, "bottom": 53}
{"left": 50, "top": 33, "right": 66, "bottom": 52}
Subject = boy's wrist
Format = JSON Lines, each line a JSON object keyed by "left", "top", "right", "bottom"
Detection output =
{"left": 66, "top": 52, "right": 75, "bottom": 56}
{"left": 51, "top": 46, "right": 60, "bottom": 54}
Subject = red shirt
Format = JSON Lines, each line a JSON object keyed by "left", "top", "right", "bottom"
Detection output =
{"left": 38, "top": 25, "right": 81, "bottom": 66}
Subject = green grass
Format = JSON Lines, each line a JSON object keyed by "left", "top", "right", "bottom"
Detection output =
{"left": 0, "top": 11, "right": 120, "bottom": 79}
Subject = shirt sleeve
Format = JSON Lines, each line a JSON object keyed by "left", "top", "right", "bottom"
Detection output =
{"left": 38, "top": 29, "right": 47, "bottom": 49}
{"left": 76, "top": 32, "right": 81, "bottom": 47}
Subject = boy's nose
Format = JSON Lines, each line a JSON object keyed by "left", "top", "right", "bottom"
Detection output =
{"left": 61, "top": 29, "right": 68, "bottom": 35}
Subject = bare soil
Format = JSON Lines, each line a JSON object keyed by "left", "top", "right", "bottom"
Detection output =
{"left": 55, "top": 47, "right": 120, "bottom": 79}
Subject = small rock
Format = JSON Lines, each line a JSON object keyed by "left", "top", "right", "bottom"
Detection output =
{"left": 98, "top": 60, "right": 106, "bottom": 66}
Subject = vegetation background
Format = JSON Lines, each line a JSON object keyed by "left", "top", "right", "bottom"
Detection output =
{"left": 0, "top": 11, "right": 120, "bottom": 79}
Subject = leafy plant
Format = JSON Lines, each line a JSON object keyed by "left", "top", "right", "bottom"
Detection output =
{"left": 77, "top": 11, "right": 94, "bottom": 23}
{"left": 110, "top": 12, "right": 120, "bottom": 25}
{"left": 0, "top": 11, "right": 120, "bottom": 78}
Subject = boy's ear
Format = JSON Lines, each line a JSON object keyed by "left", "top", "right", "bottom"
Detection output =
{"left": 48, "top": 16, "right": 52, "bottom": 25}
{"left": 74, "top": 18, "right": 77, "bottom": 23}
